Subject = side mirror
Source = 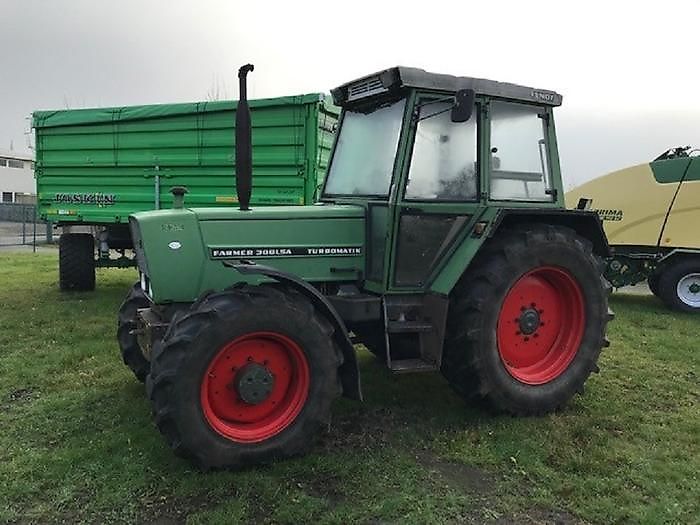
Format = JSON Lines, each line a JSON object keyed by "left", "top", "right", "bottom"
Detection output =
{"left": 451, "top": 89, "right": 475, "bottom": 123}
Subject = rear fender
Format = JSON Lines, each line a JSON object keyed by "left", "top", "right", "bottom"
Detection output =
{"left": 493, "top": 209, "right": 610, "bottom": 257}
{"left": 430, "top": 208, "right": 610, "bottom": 295}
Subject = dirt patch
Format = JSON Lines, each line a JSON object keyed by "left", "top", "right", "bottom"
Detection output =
{"left": 322, "top": 406, "right": 398, "bottom": 451}
{"left": 5, "top": 387, "right": 37, "bottom": 406}
{"left": 145, "top": 518, "right": 184, "bottom": 525}
{"left": 137, "top": 489, "right": 227, "bottom": 525}
{"left": 495, "top": 507, "right": 585, "bottom": 525}
{"left": 414, "top": 449, "right": 495, "bottom": 494}
{"left": 301, "top": 472, "right": 345, "bottom": 505}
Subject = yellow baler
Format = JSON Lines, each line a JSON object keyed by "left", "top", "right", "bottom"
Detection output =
{"left": 566, "top": 146, "right": 700, "bottom": 312}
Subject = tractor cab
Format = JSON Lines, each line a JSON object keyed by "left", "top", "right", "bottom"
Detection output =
{"left": 321, "top": 67, "right": 565, "bottom": 294}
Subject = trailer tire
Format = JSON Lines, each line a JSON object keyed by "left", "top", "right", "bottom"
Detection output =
{"left": 59, "top": 233, "right": 95, "bottom": 291}
{"left": 442, "top": 224, "right": 612, "bottom": 415}
{"left": 657, "top": 259, "right": 700, "bottom": 312}
{"left": 117, "top": 282, "right": 151, "bottom": 382}
{"left": 146, "top": 285, "right": 342, "bottom": 469}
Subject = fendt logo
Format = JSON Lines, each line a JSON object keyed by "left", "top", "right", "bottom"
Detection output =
{"left": 594, "top": 209, "right": 624, "bottom": 222}
{"left": 531, "top": 90, "right": 555, "bottom": 103}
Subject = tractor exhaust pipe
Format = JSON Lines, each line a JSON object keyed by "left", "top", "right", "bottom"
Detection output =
{"left": 236, "top": 64, "right": 254, "bottom": 211}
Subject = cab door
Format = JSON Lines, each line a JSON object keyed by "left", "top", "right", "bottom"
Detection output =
{"left": 387, "top": 96, "right": 487, "bottom": 291}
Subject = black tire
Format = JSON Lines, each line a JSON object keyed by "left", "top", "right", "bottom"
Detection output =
{"left": 442, "top": 224, "right": 612, "bottom": 415}
{"left": 656, "top": 258, "right": 700, "bottom": 313}
{"left": 59, "top": 233, "right": 95, "bottom": 291}
{"left": 117, "top": 282, "right": 151, "bottom": 382}
{"left": 648, "top": 271, "right": 661, "bottom": 298}
{"left": 146, "top": 285, "right": 342, "bottom": 469}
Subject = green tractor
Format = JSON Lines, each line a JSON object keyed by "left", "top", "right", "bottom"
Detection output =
{"left": 120, "top": 65, "right": 613, "bottom": 469}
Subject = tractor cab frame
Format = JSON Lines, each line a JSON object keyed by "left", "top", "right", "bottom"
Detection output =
{"left": 322, "top": 67, "right": 568, "bottom": 296}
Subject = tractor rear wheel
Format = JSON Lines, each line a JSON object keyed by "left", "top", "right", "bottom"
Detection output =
{"left": 656, "top": 258, "right": 700, "bottom": 312}
{"left": 117, "top": 282, "right": 151, "bottom": 382}
{"left": 442, "top": 224, "right": 612, "bottom": 415}
{"left": 59, "top": 233, "right": 95, "bottom": 291}
{"left": 146, "top": 285, "right": 342, "bottom": 469}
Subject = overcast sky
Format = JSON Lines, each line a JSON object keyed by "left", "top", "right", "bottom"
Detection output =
{"left": 2, "top": 0, "right": 698, "bottom": 188}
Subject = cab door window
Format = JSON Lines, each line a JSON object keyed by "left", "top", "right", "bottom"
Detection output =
{"left": 404, "top": 101, "right": 478, "bottom": 201}
{"left": 489, "top": 101, "right": 552, "bottom": 201}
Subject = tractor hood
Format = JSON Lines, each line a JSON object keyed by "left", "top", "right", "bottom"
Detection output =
{"left": 130, "top": 204, "right": 366, "bottom": 303}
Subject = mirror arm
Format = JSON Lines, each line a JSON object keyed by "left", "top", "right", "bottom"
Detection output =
{"left": 414, "top": 95, "right": 455, "bottom": 110}
{"left": 413, "top": 105, "right": 453, "bottom": 124}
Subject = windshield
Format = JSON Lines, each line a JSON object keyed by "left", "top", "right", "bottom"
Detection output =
{"left": 323, "top": 99, "right": 406, "bottom": 197}
{"left": 405, "top": 101, "right": 478, "bottom": 201}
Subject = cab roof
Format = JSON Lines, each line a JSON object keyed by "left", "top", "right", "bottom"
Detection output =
{"left": 332, "top": 66, "right": 562, "bottom": 107}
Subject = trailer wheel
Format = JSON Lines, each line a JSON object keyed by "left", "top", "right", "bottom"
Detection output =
{"left": 146, "top": 285, "right": 342, "bottom": 469}
{"left": 117, "top": 282, "right": 151, "bottom": 382}
{"left": 59, "top": 233, "right": 95, "bottom": 291}
{"left": 657, "top": 259, "right": 700, "bottom": 312}
{"left": 442, "top": 224, "right": 612, "bottom": 415}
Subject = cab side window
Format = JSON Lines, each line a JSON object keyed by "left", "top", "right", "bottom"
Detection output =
{"left": 405, "top": 102, "right": 478, "bottom": 201}
{"left": 489, "top": 101, "right": 552, "bottom": 201}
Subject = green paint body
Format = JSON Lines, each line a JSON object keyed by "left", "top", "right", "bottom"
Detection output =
{"left": 33, "top": 95, "right": 338, "bottom": 223}
{"left": 650, "top": 156, "right": 700, "bottom": 184}
{"left": 133, "top": 205, "right": 365, "bottom": 303}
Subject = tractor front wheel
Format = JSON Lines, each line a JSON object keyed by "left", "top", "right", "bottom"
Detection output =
{"left": 146, "top": 285, "right": 342, "bottom": 469}
{"left": 117, "top": 282, "right": 151, "bottom": 382}
{"left": 442, "top": 224, "right": 612, "bottom": 415}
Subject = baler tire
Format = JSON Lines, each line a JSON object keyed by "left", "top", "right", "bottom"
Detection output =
{"left": 117, "top": 282, "right": 151, "bottom": 382}
{"left": 59, "top": 233, "right": 95, "bottom": 291}
{"left": 648, "top": 271, "right": 661, "bottom": 298}
{"left": 441, "top": 224, "right": 612, "bottom": 416}
{"left": 656, "top": 259, "right": 700, "bottom": 312}
{"left": 146, "top": 284, "right": 342, "bottom": 469}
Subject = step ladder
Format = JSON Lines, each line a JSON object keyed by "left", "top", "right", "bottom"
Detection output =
{"left": 382, "top": 295, "right": 448, "bottom": 373}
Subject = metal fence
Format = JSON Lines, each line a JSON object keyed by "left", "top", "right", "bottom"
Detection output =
{"left": 0, "top": 204, "right": 53, "bottom": 249}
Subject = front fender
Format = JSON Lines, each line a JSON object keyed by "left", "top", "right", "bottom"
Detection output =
{"left": 226, "top": 260, "right": 362, "bottom": 401}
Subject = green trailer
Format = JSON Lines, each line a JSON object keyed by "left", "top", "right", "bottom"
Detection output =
{"left": 33, "top": 94, "right": 338, "bottom": 290}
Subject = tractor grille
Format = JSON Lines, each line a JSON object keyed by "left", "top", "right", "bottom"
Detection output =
{"left": 347, "top": 77, "right": 387, "bottom": 101}
{"left": 129, "top": 217, "right": 149, "bottom": 278}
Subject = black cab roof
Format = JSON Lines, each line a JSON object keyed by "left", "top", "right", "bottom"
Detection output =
{"left": 331, "top": 66, "right": 562, "bottom": 107}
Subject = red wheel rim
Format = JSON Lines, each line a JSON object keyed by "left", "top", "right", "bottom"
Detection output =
{"left": 200, "top": 332, "right": 310, "bottom": 443}
{"left": 496, "top": 266, "right": 585, "bottom": 385}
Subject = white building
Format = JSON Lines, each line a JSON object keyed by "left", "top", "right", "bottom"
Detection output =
{"left": 0, "top": 150, "right": 34, "bottom": 203}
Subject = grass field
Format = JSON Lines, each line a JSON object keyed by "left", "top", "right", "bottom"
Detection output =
{"left": 0, "top": 252, "right": 698, "bottom": 524}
